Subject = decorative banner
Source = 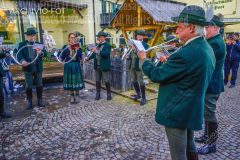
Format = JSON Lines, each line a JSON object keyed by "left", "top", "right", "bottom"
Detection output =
{"left": 205, "top": 0, "right": 237, "bottom": 15}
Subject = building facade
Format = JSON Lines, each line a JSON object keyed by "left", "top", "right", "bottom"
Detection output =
{"left": 1, "top": 0, "right": 239, "bottom": 49}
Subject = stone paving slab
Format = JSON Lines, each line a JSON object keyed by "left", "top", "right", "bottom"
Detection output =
{"left": 0, "top": 81, "right": 240, "bottom": 160}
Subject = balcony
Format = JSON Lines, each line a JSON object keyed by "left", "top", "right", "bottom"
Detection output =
{"left": 100, "top": 13, "right": 116, "bottom": 28}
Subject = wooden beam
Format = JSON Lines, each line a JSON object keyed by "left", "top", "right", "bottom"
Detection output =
{"left": 121, "top": 28, "right": 128, "bottom": 43}
{"left": 137, "top": 5, "right": 141, "bottom": 27}
{"left": 150, "top": 26, "right": 164, "bottom": 47}
{"left": 121, "top": 25, "right": 161, "bottom": 31}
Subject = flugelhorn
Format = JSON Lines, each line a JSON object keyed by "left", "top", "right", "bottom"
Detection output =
{"left": 145, "top": 38, "right": 179, "bottom": 53}
{"left": 86, "top": 44, "right": 96, "bottom": 59}
{"left": 86, "top": 44, "right": 104, "bottom": 59}
{"left": 121, "top": 39, "right": 135, "bottom": 60}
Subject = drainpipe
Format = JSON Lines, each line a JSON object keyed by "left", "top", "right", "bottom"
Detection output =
{"left": 92, "top": 0, "right": 96, "bottom": 43}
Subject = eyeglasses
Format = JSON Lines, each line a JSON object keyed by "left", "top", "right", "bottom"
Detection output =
{"left": 69, "top": 37, "right": 75, "bottom": 39}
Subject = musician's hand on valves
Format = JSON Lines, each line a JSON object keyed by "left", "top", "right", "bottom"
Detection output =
{"left": 22, "top": 60, "right": 29, "bottom": 67}
{"left": 137, "top": 50, "right": 146, "bottom": 61}
{"left": 131, "top": 45, "right": 136, "bottom": 51}
{"left": 36, "top": 48, "right": 42, "bottom": 54}
{"left": 160, "top": 55, "right": 169, "bottom": 63}
{"left": 91, "top": 47, "right": 98, "bottom": 53}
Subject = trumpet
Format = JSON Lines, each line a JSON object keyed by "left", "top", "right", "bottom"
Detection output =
{"left": 153, "top": 45, "right": 179, "bottom": 66}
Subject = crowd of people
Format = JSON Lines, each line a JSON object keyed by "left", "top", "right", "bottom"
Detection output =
{"left": 0, "top": 4, "right": 240, "bottom": 160}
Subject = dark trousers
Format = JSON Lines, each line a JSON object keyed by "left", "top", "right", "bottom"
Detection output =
{"left": 24, "top": 72, "right": 43, "bottom": 89}
{"left": 0, "top": 78, "right": 4, "bottom": 114}
{"left": 224, "top": 60, "right": 239, "bottom": 85}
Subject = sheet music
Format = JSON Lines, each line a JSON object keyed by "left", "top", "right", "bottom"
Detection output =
{"left": 132, "top": 40, "right": 147, "bottom": 52}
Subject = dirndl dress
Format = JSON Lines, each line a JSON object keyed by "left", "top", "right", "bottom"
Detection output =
{"left": 61, "top": 45, "right": 85, "bottom": 90}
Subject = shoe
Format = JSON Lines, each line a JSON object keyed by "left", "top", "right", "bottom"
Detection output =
{"left": 195, "top": 135, "right": 208, "bottom": 143}
{"left": 0, "top": 112, "right": 12, "bottom": 119}
{"left": 140, "top": 85, "right": 146, "bottom": 105}
{"left": 195, "top": 121, "right": 208, "bottom": 143}
{"left": 229, "top": 84, "right": 235, "bottom": 88}
{"left": 197, "top": 144, "right": 216, "bottom": 155}
{"left": 106, "top": 82, "right": 112, "bottom": 101}
{"left": 37, "top": 99, "right": 45, "bottom": 107}
{"left": 75, "top": 95, "right": 80, "bottom": 103}
{"left": 70, "top": 95, "right": 75, "bottom": 104}
{"left": 26, "top": 99, "right": 33, "bottom": 110}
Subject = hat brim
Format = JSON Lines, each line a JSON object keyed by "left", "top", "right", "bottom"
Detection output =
{"left": 206, "top": 21, "right": 224, "bottom": 27}
{"left": 24, "top": 32, "right": 38, "bottom": 35}
{"left": 96, "top": 35, "right": 107, "bottom": 37}
{"left": 171, "top": 16, "right": 207, "bottom": 26}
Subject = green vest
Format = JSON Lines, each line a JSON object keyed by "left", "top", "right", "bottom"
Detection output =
{"left": 206, "top": 34, "right": 226, "bottom": 94}
{"left": 89, "top": 42, "right": 111, "bottom": 71}
{"left": 129, "top": 41, "right": 149, "bottom": 71}
{"left": 142, "top": 37, "right": 216, "bottom": 130}
{"left": 17, "top": 40, "right": 46, "bottom": 73}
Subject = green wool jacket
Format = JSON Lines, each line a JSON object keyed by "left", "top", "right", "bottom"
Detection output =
{"left": 89, "top": 42, "right": 111, "bottom": 71}
{"left": 206, "top": 34, "right": 226, "bottom": 94}
{"left": 17, "top": 40, "right": 47, "bottom": 73}
{"left": 142, "top": 37, "right": 216, "bottom": 130}
{"left": 129, "top": 41, "right": 149, "bottom": 71}
{"left": 0, "top": 51, "right": 6, "bottom": 77}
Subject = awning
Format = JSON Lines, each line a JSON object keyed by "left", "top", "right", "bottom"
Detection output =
{"left": 225, "top": 23, "right": 240, "bottom": 33}
{"left": 135, "top": 0, "right": 185, "bottom": 23}
{"left": 40, "top": 0, "right": 88, "bottom": 9}
{"left": 17, "top": 0, "right": 41, "bottom": 10}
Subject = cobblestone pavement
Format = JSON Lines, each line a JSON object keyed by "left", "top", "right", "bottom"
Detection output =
{"left": 0, "top": 80, "right": 240, "bottom": 160}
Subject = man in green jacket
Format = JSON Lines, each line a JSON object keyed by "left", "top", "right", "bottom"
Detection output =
{"left": 128, "top": 30, "right": 149, "bottom": 105}
{"left": 138, "top": 5, "right": 216, "bottom": 160}
{"left": 0, "top": 48, "right": 12, "bottom": 119}
{"left": 196, "top": 14, "right": 226, "bottom": 155}
{"left": 17, "top": 28, "right": 46, "bottom": 109}
{"left": 86, "top": 31, "right": 112, "bottom": 100}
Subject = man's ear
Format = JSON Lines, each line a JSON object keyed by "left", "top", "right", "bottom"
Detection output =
{"left": 189, "top": 24, "right": 195, "bottom": 34}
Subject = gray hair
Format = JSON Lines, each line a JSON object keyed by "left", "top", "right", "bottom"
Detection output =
{"left": 194, "top": 25, "right": 206, "bottom": 37}
{"left": 184, "top": 23, "right": 206, "bottom": 37}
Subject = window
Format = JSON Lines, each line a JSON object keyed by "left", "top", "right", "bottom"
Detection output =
{"left": 102, "top": 0, "right": 121, "bottom": 14}
{"left": 106, "top": 32, "right": 113, "bottom": 44}
{"left": 0, "top": 9, "right": 21, "bottom": 45}
{"left": 21, "top": 11, "right": 40, "bottom": 41}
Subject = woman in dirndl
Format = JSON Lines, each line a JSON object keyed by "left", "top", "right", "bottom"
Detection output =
{"left": 60, "top": 33, "right": 85, "bottom": 104}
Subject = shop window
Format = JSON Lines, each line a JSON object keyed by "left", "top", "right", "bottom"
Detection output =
{"left": 0, "top": 9, "right": 21, "bottom": 45}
